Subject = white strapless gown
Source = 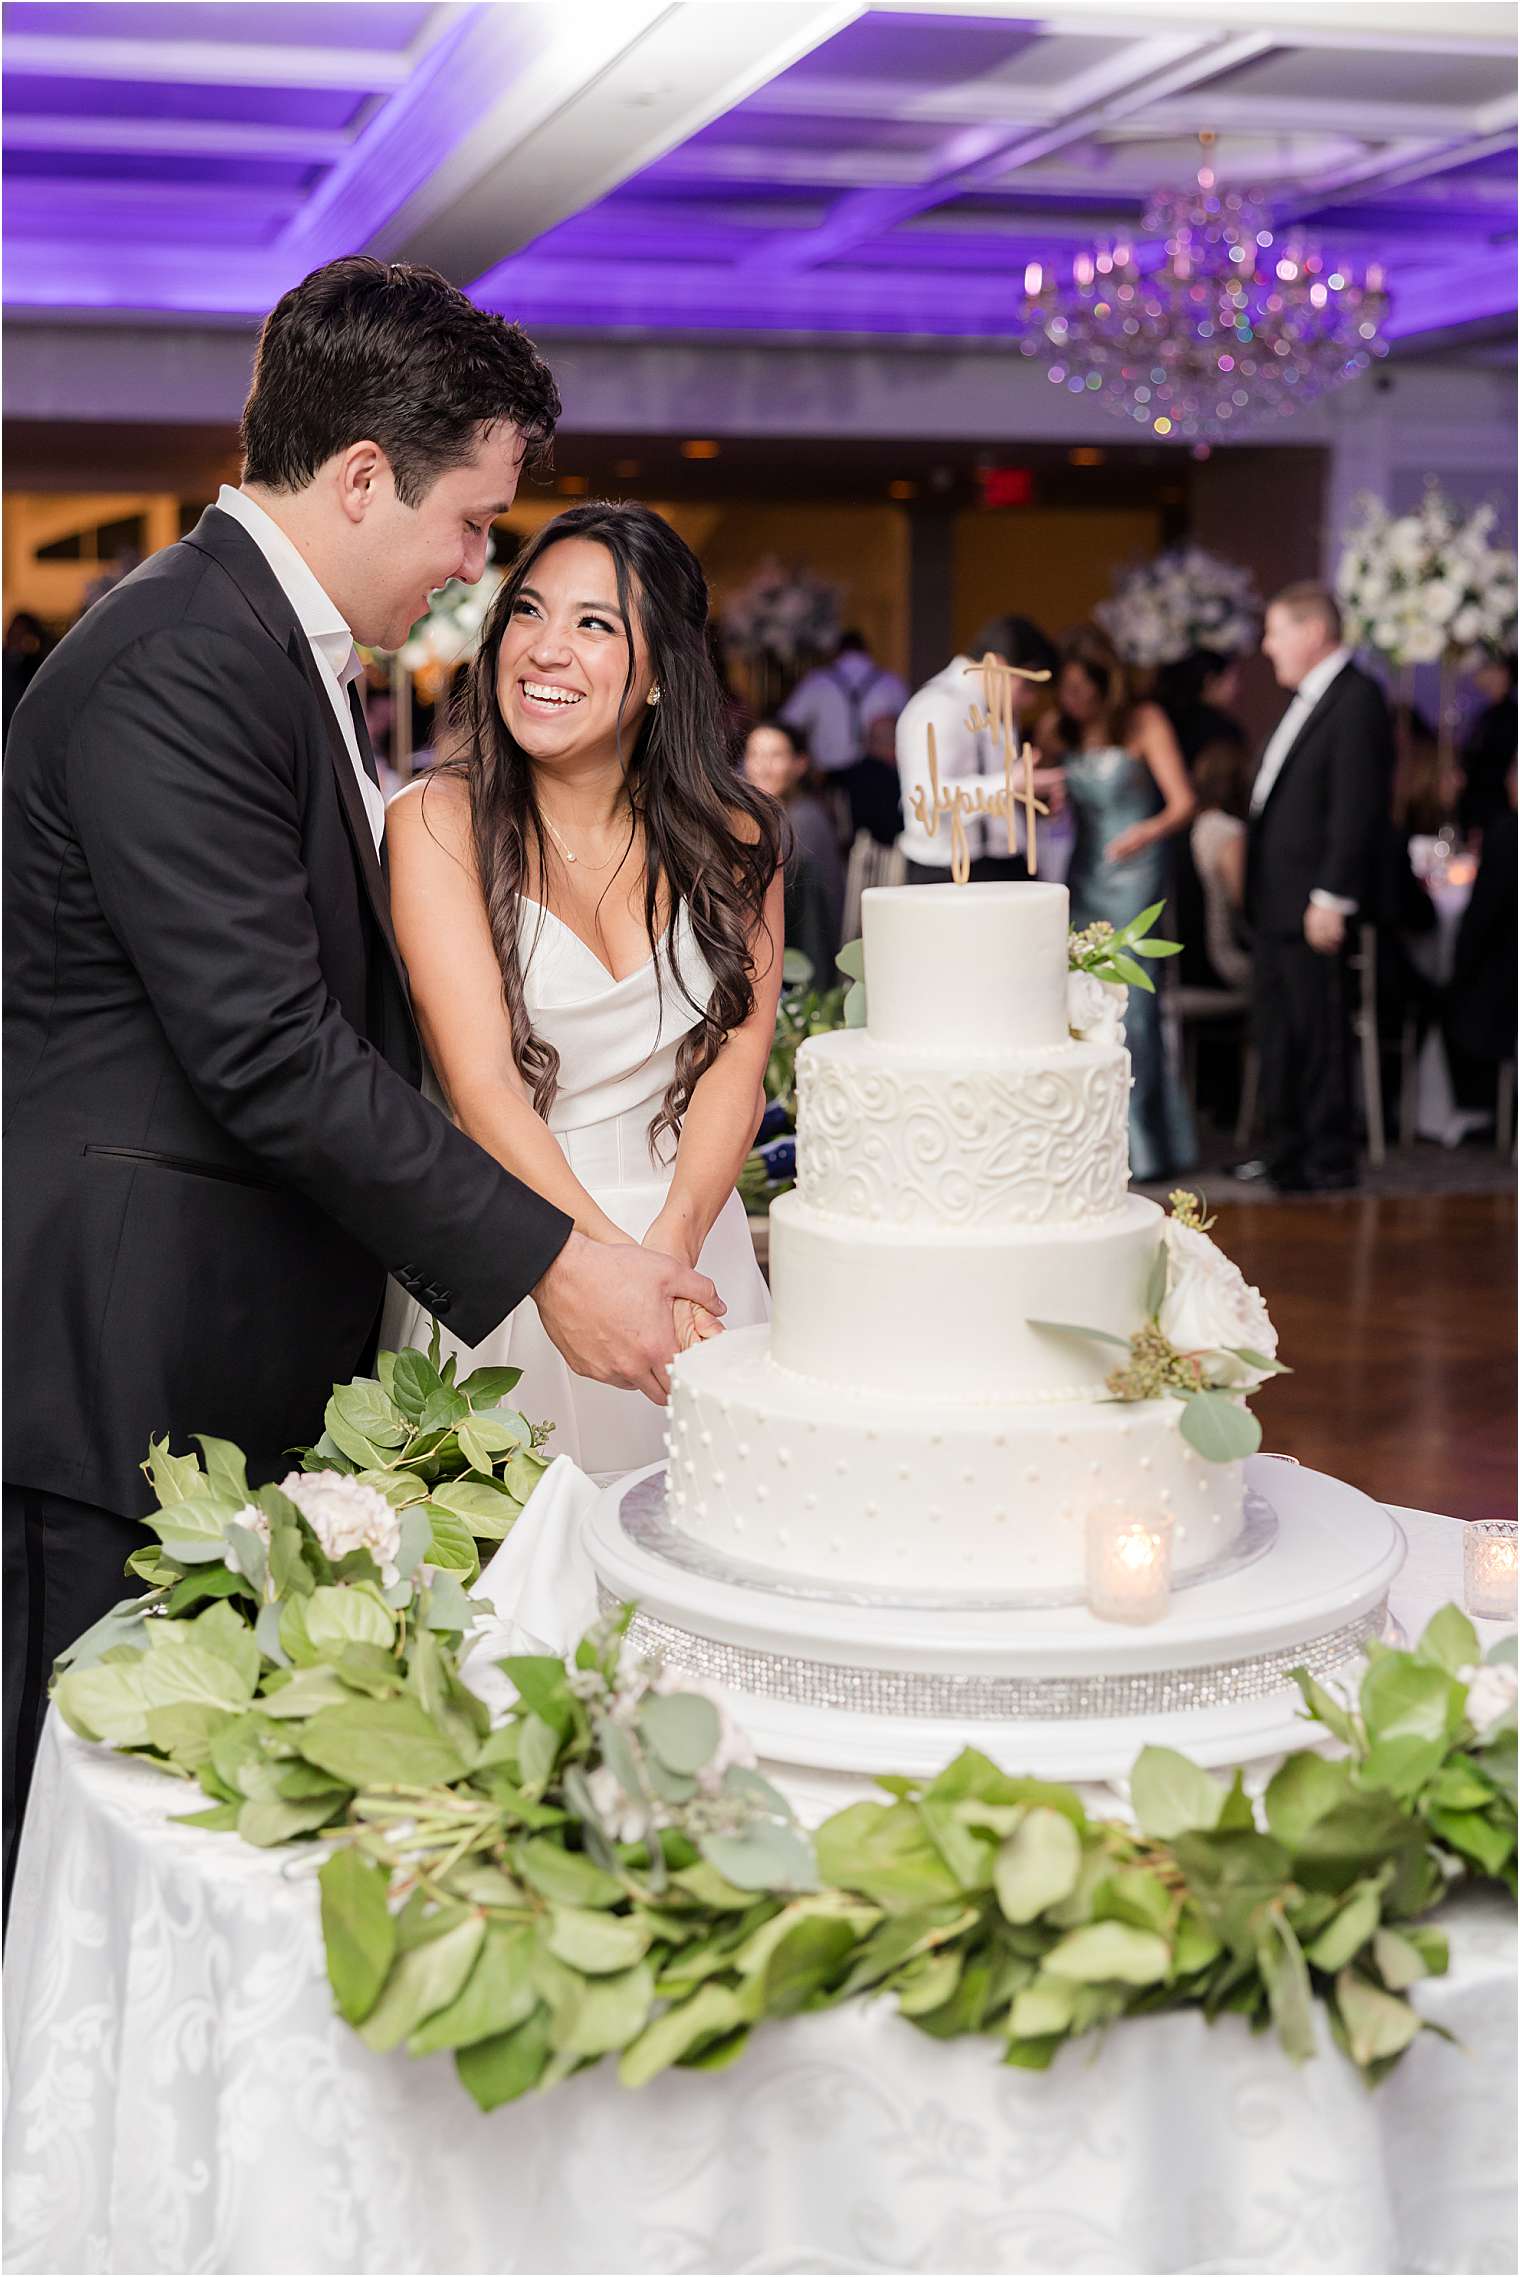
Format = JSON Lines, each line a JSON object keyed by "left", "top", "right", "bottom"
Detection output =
{"left": 385, "top": 899, "right": 770, "bottom": 1479}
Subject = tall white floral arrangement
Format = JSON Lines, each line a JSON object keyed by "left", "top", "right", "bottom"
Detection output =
{"left": 1095, "top": 544, "right": 1261, "bottom": 668}
{"left": 721, "top": 557, "right": 841, "bottom": 669}
{"left": 1335, "top": 485, "right": 1517, "bottom": 670}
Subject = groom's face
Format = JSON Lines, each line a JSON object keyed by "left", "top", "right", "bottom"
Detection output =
{"left": 346, "top": 422, "right": 527, "bottom": 650}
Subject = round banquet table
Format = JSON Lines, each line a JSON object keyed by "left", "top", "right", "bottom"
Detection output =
{"left": 4, "top": 1503, "right": 1515, "bottom": 2277}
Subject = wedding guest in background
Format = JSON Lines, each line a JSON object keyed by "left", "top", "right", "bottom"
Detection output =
{"left": 1056, "top": 624, "right": 1198, "bottom": 1182}
{"left": 782, "top": 627, "right": 907, "bottom": 845}
{"left": 853, "top": 708, "right": 906, "bottom": 847}
{"left": 1157, "top": 648, "right": 1250, "bottom": 772}
{"left": 743, "top": 717, "right": 843, "bottom": 983}
{"left": 1459, "top": 652, "right": 1518, "bottom": 835}
{"left": 1238, "top": 582, "right": 1394, "bottom": 1192}
{"left": 1444, "top": 758, "right": 1517, "bottom": 1123}
{"left": 1371, "top": 707, "right": 1443, "bottom": 1084}
{"left": 1189, "top": 739, "right": 1253, "bottom": 992}
{"left": 1158, "top": 647, "right": 1251, "bottom": 984}
{"left": 2, "top": 611, "right": 52, "bottom": 748}
{"left": 897, "top": 614, "right": 1059, "bottom": 885}
{"left": 781, "top": 627, "right": 907, "bottom": 781}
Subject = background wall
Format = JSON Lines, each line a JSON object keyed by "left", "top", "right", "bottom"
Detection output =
{"left": 951, "top": 505, "right": 1164, "bottom": 658}
{"left": 4, "top": 336, "right": 1513, "bottom": 723}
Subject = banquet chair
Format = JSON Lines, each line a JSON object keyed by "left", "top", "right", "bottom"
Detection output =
{"left": 1165, "top": 969, "right": 1259, "bottom": 1151}
{"left": 842, "top": 830, "right": 905, "bottom": 943}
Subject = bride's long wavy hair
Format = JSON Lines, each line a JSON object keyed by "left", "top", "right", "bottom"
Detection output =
{"left": 441, "top": 501, "right": 782, "bottom": 1153}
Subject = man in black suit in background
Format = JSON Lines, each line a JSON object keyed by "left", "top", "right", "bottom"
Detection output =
{"left": 2, "top": 258, "right": 723, "bottom": 1904}
{"left": 1241, "top": 581, "right": 1394, "bottom": 1192}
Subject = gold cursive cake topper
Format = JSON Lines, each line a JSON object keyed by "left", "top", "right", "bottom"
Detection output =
{"left": 908, "top": 652, "right": 1052, "bottom": 885}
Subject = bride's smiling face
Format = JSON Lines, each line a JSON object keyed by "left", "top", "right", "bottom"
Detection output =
{"left": 496, "top": 536, "right": 653, "bottom": 764}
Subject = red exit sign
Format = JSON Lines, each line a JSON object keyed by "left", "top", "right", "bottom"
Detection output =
{"left": 977, "top": 465, "right": 1034, "bottom": 510}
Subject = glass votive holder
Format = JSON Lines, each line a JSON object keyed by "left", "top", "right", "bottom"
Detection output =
{"left": 1086, "top": 1504, "right": 1177, "bottom": 1625}
{"left": 1463, "top": 1520, "right": 1518, "bottom": 1622}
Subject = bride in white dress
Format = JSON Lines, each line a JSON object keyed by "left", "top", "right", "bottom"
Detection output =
{"left": 383, "top": 502, "right": 782, "bottom": 1477}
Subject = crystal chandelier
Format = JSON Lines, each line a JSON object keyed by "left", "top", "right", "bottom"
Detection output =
{"left": 1018, "top": 136, "right": 1391, "bottom": 441}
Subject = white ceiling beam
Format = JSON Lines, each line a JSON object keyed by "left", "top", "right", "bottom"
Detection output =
{"left": 4, "top": 115, "right": 351, "bottom": 162}
{"left": 367, "top": 1, "right": 862, "bottom": 284}
{"left": 872, "top": 1, "right": 1516, "bottom": 56}
{"left": 654, "top": 143, "right": 940, "bottom": 188}
{"left": 0, "top": 32, "right": 411, "bottom": 91}
{"left": 1474, "top": 87, "right": 1520, "bottom": 134}
{"left": 1278, "top": 124, "right": 1518, "bottom": 216}
{"left": 1129, "top": 94, "right": 1500, "bottom": 139}
{"left": 740, "top": 28, "right": 1275, "bottom": 274}
{"left": 743, "top": 76, "right": 1063, "bottom": 124}
{"left": 746, "top": 80, "right": 1498, "bottom": 138}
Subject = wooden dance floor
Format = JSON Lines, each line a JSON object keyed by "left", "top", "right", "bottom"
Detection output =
{"left": 1220, "top": 1191, "right": 1516, "bottom": 1521}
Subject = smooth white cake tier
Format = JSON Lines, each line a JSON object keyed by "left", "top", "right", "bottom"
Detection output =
{"left": 767, "top": 1189, "right": 1161, "bottom": 1402}
{"left": 665, "top": 1326, "right": 1242, "bottom": 1595}
{"left": 795, "top": 1028, "right": 1129, "bottom": 1228}
{"left": 862, "top": 880, "right": 1070, "bottom": 1052}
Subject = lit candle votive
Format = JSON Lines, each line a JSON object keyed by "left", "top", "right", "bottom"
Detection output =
{"left": 1086, "top": 1504, "right": 1177, "bottom": 1625}
{"left": 1463, "top": 1521, "right": 1518, "bottom": 1623}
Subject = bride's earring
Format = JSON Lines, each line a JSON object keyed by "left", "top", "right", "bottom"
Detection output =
{"left": 648, "top": 685, "right": 661, "bottom": 706}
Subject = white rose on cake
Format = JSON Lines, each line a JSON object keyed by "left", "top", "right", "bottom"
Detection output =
{"left": 1067, "top": 969, "right": 1127, "bottom": 1046}
{"left": 276, "top": 1470, "right": 403, "bottom": 1585}
{"left": 1159, "top": 1219, "right": 1279, "bottom": 1389}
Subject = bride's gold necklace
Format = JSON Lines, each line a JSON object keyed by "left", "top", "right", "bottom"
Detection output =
{"left": 540, "top": 808, "right": 628, "bottom": 873}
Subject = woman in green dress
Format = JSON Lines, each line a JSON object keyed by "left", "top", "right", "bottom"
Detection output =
{"left": 1053, "top": 626, "right": 1200, "bottom": 1183}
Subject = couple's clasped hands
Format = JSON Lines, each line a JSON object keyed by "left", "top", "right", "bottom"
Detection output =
{"left": 531, "top": 1216, "right": 724, "bottom": 1407}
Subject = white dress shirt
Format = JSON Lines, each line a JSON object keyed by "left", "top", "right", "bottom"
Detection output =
{"left": 895, "top": 656, "right": 1025, "bottom": 868}
{"left": 214, "top": 484, "right": 385, "bottom": 854}
{"left": 1250, "top": 645, "right": 1356, "bottom": 913}
{"left": 779, "top": 651, "right": 908, "bottom": 774}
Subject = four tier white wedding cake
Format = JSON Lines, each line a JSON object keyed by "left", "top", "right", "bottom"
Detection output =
{"left": 664, "top": 882, "right": 1244, "bottom": 1598}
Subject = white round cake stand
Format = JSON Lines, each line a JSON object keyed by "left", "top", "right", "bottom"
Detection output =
{"left": 584, "top": 1456, "right": 1405, "bottom": 1782}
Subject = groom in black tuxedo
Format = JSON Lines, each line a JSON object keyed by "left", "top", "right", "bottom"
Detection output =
{"left": 2, "top": 257, "right": 722, "bottom": 1903}
{"left": 1242, "top": 581, "right": 1394, "bottom": 1192}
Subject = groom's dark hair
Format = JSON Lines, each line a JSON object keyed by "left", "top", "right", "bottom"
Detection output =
{"left": 240, "top": 256, "right": 561, "bottom": 506}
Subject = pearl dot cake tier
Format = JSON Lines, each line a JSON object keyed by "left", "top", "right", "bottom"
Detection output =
{"left": 767, "top": 1190, "right": 1161, "bottom": 1403}
{"left": 795, "top": 1029, "right": 1129, "bottom": 1228}
{"left": 664, "top": 1327, "right": 1243, "bottom": 1597}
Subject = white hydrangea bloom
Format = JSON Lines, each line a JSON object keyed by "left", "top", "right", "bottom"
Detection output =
{"left": 1458, "top": 1662, "right": 1518, "bottom": 1739}
{"left": 276, "top": 1470, "right": 402, "bottom": 1586}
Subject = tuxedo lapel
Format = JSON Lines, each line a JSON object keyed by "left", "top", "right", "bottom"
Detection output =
{"left": 1254, "top": 669, "right": 1351, "bottom": 821}
{"left": 184, "top": 508, "right": 410, "bottom": 1003}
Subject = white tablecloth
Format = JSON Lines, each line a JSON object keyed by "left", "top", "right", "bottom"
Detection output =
{"left": 5, "top": 1503, "right": 1516, "bottom": 2277}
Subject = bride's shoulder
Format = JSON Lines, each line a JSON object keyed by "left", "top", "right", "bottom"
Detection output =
{"left": 386, "top": 769, "right": 476, "bottom": 874}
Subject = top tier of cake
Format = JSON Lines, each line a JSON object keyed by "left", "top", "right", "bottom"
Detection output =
{"left": 794, "top": 879, "right": 1130, "bottom": 1229}
{"left": 862, "top": 879, "right": 1070, "bottom": 1052}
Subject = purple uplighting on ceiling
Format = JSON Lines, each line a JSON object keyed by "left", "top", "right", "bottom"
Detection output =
{"left": 0, "top": 0, "right": 1513, "bottom": 356}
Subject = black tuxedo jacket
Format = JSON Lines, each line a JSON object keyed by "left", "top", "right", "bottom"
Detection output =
{"left": 3, "top": 508, "right": 571, "bottom": 1518}
{"left": 1245, "top": 660, "right": 1394, "bottom": 939}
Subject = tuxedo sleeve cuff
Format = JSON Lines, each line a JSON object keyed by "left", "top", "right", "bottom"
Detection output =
{"left": 1309, "top": 889, "right": 1358, "bottom": 915}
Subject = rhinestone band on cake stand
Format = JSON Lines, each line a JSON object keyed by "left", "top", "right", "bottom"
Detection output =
{"left": 582, "top": 1455, "right": 1406, "bottom": 1782}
